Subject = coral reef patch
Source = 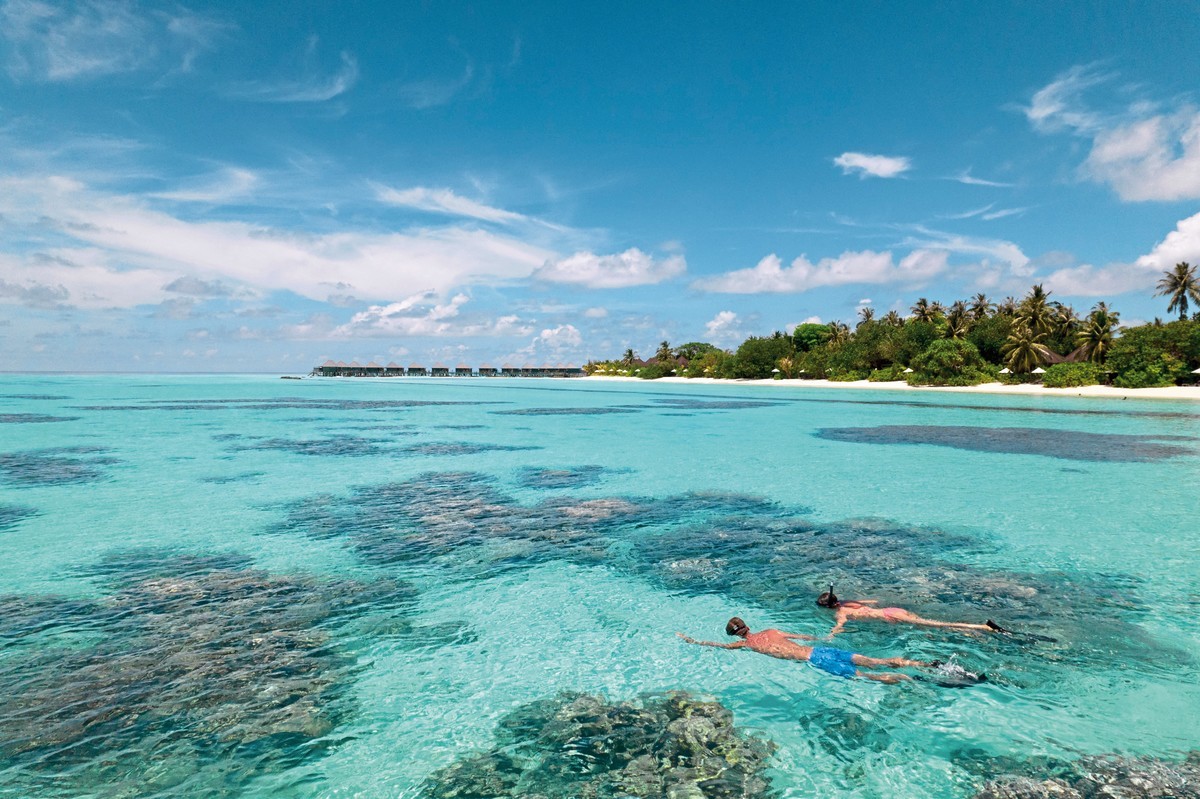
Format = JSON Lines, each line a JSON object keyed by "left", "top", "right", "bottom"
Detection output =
{"left": 422, "top": 691, "right": 777, "bottom": 799}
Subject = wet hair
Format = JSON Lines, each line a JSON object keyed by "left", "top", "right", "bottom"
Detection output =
{"left": 725, "top": 617, "right": 749, "bottom": 636}
{"left": 816, "top": 584, "right": 839, "bottom": 608}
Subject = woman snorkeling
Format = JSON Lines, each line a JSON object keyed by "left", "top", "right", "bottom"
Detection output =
{"left": 817, "top": 585, "right": 1009, "bottom": 637}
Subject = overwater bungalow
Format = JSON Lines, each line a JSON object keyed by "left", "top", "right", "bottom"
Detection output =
{"left": 385, "top": 362, "right": 403, "bottom": 376}
{"left": 478, "top": 364, "right": 497, "bottom": 377}
{"left": 408, "top": 364, "right": 427, "bottom": 376}
{"left": 501, "top": 364, "right": 519, "bottom": 377}
{"left": 364, "top": 361, "right": 384, "bottom": 376}
{"left": 455, "top": 364, "right": 473, "bottom": 376}
{"left": 431, "top": 364, "right": 451, "bottom": 377}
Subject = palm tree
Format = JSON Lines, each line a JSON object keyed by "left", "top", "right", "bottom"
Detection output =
{"left": 1002, "top": 322, "right": 1046, "bottom": 373}
{"left": 622, "top": 349, "right": 637, "bottom": 367}
{"left": 910, "top": 298, "right": 938, "bottom": 323}
{"left": 1016, "top": 284, "right": 1054, "bottom": 337}
{"left": 969, "top": 293, "right": 992, "bottom": 321}
{"left": 945, "top": 303, "right": 969, "bottom": 339}
{"left": 827, "top": 321, "right": 851, "bottom": 345}
{"left": 857, "top": 306, "right": 875, "bottom": 325}
{"left": 655, "top": 340, "right": 674, "bottom": 364}
{"left": 1053, "top": 303, "right": 1081, "bottom": 338}
{"left": 882, "top": 310, "right": 904, "bottom": 326}
{"left": 996, "top": 296, "right": 1018, "bottom": 317}
{"left": 1155, "top": 262, "right": 1200, "bottom": 321}
{"left": 1076, "top": 302, "right": 1119, "bottom": 363}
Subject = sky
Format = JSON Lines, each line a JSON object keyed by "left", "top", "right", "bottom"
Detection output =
{"left": 2, "top": 2, "right": 1200, "bottom": 372}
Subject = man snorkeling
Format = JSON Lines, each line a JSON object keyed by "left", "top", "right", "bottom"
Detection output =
{"left": 816, "top": 585, "right": 1009, "bottom": 637}
{"left": 677, "top": 617, "right": 938, "bottom": 684}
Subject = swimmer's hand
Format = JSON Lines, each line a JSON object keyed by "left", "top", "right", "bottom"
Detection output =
{"left": 677, "top": 632, "right": 697, "bottom": 644}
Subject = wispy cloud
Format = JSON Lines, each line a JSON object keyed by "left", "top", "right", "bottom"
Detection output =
{"left": 399, "top": 61, "right": 475, "bottom": 109}
{"left": 899, "top": 225, "right": 1031, "bottom": 275}
{"left": 952, "top": 170, "right": 1014, "bottom": 187}
{"left": 534, "top": 248, "right": 686, "bottom": 289}
{"left": 693, "top": 250, "right": 947, "bottom": 294}
{"left": 1024, "top": 65, "right": 1200, "bottom": 201}
{"left": 0, "top": 0, "right": 226, "bottom": 82}
{"left": 153, "top": 167, "right": 259, "bottom": 203}
{"left": 229, "top": 49, "right": 358, "bottom": 102}
{"left": 833, "top": 152, "right": 912, "bottom": 179}
{"left": 374, "top": 184, "right": 529, "bottom": 225}
{"left": 332, "top": 291, "right": 534, "bottom": 338}
{"left": 980, "top": 207, "right": 1027, "bottom": 221}
{"left": 1022, "top": 64, "right": 1110, "bottom": 134}
{"left": 0, "top": 175, "right": 554, "bottom": 310}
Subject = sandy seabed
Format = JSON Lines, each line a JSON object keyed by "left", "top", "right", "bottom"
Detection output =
{"left": 589, "top": 375, "right": 1200, "bottom": 402}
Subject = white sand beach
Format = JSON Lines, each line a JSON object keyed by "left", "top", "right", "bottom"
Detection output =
{"left": 589, "top": 375, "right": 1200, "bottom": 402}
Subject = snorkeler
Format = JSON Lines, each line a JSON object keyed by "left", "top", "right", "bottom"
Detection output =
{"left": 816, "top": 585, "right": 1010, "bottom": 637}
{"left": 677, "top": 617, "right": 935, "bottom": 684}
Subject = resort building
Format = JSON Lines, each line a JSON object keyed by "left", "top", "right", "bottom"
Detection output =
{"left": 310, "top": 361, "right": 583, "bottom": 377}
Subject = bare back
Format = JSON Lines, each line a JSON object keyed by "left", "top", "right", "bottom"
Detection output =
{"left": 742, "top": 629, "right": 814, "bottom": 661}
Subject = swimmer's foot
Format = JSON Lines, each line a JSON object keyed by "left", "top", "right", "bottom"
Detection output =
{"left": 985, "top": 619, "right": 1012, "bottom": 634}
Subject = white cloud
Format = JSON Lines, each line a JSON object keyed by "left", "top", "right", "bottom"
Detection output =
{"left": 833, "top": 152, "right": 911, "bottom": 179}
{"left": 1025, "top": 66, "right": 1200, "bottom": 201}
{"left": 374, "top": 184, "right": 528, "bottom": 225}
{"left": 535, "top": 324, "right": 582, "bottom": 349}
{"left": 0, "top": 175, "right": 554, "bottom": 309}
{"left": 1085, "top": 111, "right": 1200, "bottom": 201}
{"left": 399, "top": 61, "right": 474, "bottom": 109}
{"left": 534, "top": 248, "right": 686, "bottom": 288}
{"left": 331, "top": 292, "right": 535, "bottom": 339}
{"left": 1135, "top": 210, "right": 1200, "bottom": 273}
{"left": 980, "top": 207, "right": 1028, "bottom": 221}
{"left": 953, "top": 171, "right": 1013, "bottom": 187}
{"left": 899, "top": 227, "right": 1031, "bottom": 275}
{"left": 693, "top": 249, "right": 948, "bottom": 294}
{"left": 583, "top": 307, "right": 608, "bottom": 318}
{"left": 153, "top": 168, "right": 259, "bottom": 203}
{"left": 229, "top": 50, "right": 358, "bottom": 102}
{"left": 704, "top": 311, "right": 742, "bottom": 345}
{"left": 0, "top": 0, "right": 224, "bottom": 81}
{"left": 1043, "top": 211, "right": 1200, "bottom": 296}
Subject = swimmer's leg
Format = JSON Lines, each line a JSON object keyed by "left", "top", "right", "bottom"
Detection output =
{"left": 858, "top": 670, "right": 911, "bottom": 684}
{"left": 851, "top": 654, "right": 929, "bottom": 670}
{"left": 904, "top": 615, "right": 993, "bottom": 632}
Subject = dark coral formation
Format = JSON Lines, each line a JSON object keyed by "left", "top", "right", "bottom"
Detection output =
{"left": 0, "top": 446, "right": 120, "bottom": 486}
{"left": 269, "top": 471, "right": 1173, "bottom": 677}
{"left": 265, "top": 472, "right": 636, "bottom": 573}
{"left": 516, "top": 465, "right": 619, "bottom": 490}
{"left": 235, "top": 436, "right": 395, "bottom": 457}
{"left": 423, "top": 692, "right": 777, "bottom": 799}
{"left": 0, "top": 550, "right": 417, "bottom": 797}
{"left": 971, "top": 753, "right": 1200, "bottom": 798}
{"left": 0, "top": 503, "right": 38, "bottom": 532}
{"left": 815, "top": 425, "right": 1198, "bottom": 462}
{"left": 0, "top": 413, "right": 80, "bottom": 423}
{"left": 492, "top": 406, "right": 642, "bottom": 415}
{"left": 403, "top": 442, "right": 542, "bottom": 456}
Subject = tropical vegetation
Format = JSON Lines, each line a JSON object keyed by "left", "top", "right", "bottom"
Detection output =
{"left": 585, "top": 266, "right": 1200, "bottom": 389}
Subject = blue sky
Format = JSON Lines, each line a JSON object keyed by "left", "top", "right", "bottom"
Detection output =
{"left": 2, "top": 2, "right": 1199, "bottom": 371}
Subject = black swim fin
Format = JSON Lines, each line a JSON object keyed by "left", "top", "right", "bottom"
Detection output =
{"left": 987, "top": 619, "right": 1057, "bottom": 643}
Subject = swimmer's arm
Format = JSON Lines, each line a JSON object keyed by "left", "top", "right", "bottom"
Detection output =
{"left": 676, "top": 633, "right": 745, "bottom": 649}
{"left": 825, "top": 617, "right": 847, "bottom": 638}
{"left": 853, "top": 599, "right": 879, "bottom": 605}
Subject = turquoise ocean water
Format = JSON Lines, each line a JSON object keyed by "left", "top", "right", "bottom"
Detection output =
{"left": 1, "top": 374, "right": 1198, "bottom": 798}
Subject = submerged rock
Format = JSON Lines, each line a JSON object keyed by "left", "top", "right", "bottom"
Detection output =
{"left": 0, "top": 551, "right": 419, "bottom": 797}
{"left": 971, "top": 753, "right": 1200, "bottom": 799}
{"left": 423, "top": 691, "right": 778, "bottom": 799}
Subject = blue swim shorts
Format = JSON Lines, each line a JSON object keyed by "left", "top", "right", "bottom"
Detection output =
{"left": 808, "top": 646, "right": 858, "bottom": 678}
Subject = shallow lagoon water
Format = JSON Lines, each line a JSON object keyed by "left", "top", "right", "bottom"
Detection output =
{"left": 1, "top": 374, "right": 1198, "bottom": 798}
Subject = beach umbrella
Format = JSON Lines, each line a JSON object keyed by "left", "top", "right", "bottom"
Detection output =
{"left": 902, "top": 367, "right": 914, "bottom": 373}
{"left": 1193, "top": 367, "right": 1200, "bottom": 374}
{"left": 1032, "top": 367, "right": 1046, "bottom": 374}
{"left": 999, "top": 367, "right": 1011, "bottom": 374}
{"left": 771, "top": 368, "right": 780, "bottom": 374}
